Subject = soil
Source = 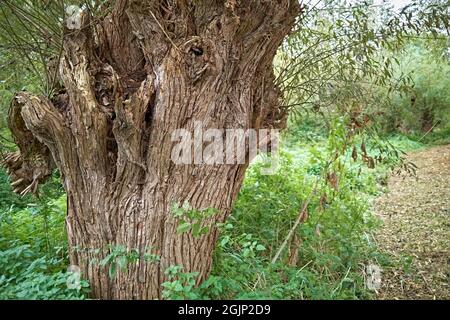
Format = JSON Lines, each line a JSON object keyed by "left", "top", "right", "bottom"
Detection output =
{"left": 374, "top": 144, "right": 450, "bottom": 300}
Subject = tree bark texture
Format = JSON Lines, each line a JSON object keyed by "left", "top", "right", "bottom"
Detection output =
{"left": 3, "top": 0, "right": 299, "bottom": 299}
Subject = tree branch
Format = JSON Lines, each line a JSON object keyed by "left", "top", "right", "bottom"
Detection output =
{"left": 1, "top": 93, "right": 61, "bottom": 195}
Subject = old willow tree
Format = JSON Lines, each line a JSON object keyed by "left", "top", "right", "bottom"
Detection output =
{"left": 0, "top": 0, "right": 300, "bottom": 299}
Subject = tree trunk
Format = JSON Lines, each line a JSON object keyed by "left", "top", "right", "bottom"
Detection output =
{"left": 3, "top": 0, "right": 299, "bottom": 299}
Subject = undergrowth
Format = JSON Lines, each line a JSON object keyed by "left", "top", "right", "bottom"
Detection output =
{"left": 0, "top": 119, "right": 446, "bottom": 299}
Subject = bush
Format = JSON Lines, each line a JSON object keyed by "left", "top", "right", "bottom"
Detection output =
{"left": 194, "top": 146, "right": 385, "bottom": 300}
{"left": 381, "top": 39, "right": 450, "bottom": 135}
{"left": 0, "top": 239, "right": 89, "bottom": 300}
{"left": 0, "top": 179, "right": 89, "bottom": 300}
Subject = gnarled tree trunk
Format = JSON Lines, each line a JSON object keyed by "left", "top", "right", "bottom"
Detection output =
{"left": 3, "top": 0, "right": 299, "bottom": 299}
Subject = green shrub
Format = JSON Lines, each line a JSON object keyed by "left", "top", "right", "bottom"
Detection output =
{"left": 0, "top": 189, "right": 89, "bottom": 300}
{"left": 195, "top": 146, "right": 385, "bottom": 300}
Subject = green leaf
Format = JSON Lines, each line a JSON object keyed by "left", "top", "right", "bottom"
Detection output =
{"left": 177, "top": 222, "right": 191, "bottom": 234}
{"left": 174, "top": 282, "right": 183, "bottom": 292}
{"left": 108, "top": 264, "right": 117, "bottom": 279}
{"left": 200, "top": 226, "right": 210, "bottom": 235}
{"left": 117, "top": 255, "right": 127, "bottom": 271}
{"left": 192, "top": 223, "right": 201, "bottom": 236}
{"left": 256, "top": 244, "right": 266, "bottom": 251}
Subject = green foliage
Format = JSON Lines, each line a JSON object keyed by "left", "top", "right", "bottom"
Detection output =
{"left": 418, "top": 125, "right": 450, "bottom": 146}
{"left": 379, "top": 38, "right": 450, "bottom": 134}
{"left": 0, "top": 184, "right": 66, "bottom": 251}
{"left": 0, "top": 170, "right": 31, "bottom": 211}
{"left": 98, "top": 245, "right": 160, "bottom": 280}
{"left": 0, "top": 0, "right": 113, "bottom": 96}
{"left": 284, "top": 114, "right": 328, "bottom": 147}
{"left": 212, "top": 158, "right": 379, "bottom": 299}
{"left": 171, "top": 202, "right": 219, "bottom": 238}
{"left": 0, "top": 240, "right": 89, "bottom": 300}
{"left": 0, "top": 188, "right": 89, "bottom": 299}
{"left": 162, "top": 266, "right": 199, "bottom": 300}
{"left": 99, "top": 245, "right": 138, "bottom": 280}
{"left": 277, "top": 0, "right": 450, "bottom": 122}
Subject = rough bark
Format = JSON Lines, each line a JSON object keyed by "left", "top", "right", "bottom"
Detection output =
{"left": 2, "top": 95, "right": 55, "bottom": 196}
{"left": 4, "top": 0, "right": 300, "bottom": 299}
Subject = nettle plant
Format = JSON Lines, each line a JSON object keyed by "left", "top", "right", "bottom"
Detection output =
{"left": 161, "top": 265, "right": 199, "bottom": 300}
{"left": 171, "top": 202, "right": 220, "bottom": 238}
{"left": 97, "top": 245, "right": 161, "bottom": 280}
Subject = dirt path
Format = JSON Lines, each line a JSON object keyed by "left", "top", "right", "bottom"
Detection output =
{"left": 373, "top": 144, "right": 450, "bottom": 300}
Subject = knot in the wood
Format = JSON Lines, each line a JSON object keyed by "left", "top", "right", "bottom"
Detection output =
{"left": 182, "top": 38, "right": 216, "bottom": 84}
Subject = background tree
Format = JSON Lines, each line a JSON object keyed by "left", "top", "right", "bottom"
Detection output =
{"left": 383, "top": 37, "right": 450, "bottom": 134}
